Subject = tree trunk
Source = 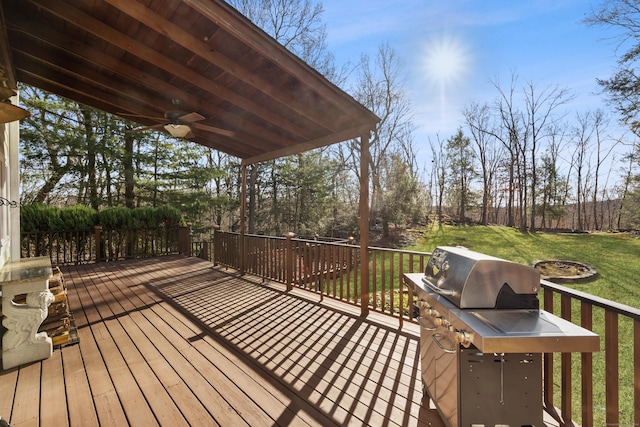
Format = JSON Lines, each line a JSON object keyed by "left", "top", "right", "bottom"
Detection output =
{"left": 123, "top": 127, "right": 135, "bottom": 209}
{"left": 80, "top": 106, "right": 99, "bottom": 209}
{"left": 248, "top": 164, "right": 257, "bottom": 234}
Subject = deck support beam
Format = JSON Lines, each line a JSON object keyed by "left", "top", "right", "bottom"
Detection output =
{"left": 359, "top": 131, "right": 370, "bottom": 317}
{"left": 240, "top": 163, "right": 247, "bottom": 275}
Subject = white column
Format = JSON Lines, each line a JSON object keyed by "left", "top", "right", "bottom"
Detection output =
{"left": 8, "top": 94, "right": 21, "bottom": 262}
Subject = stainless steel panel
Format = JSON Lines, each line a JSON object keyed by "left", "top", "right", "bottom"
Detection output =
{"left": 459, "top": 349, "right": 543, "bottom": 426}
{"left": 423, "top": 246, "right": 540, "bottom": 308}
{"left": 433, "top": 331, "right": 458, "bottom": 427}
{"left": 406, "top": 273, "right": 600, "bottom": 354}
{"left": 418, "top": 315, "right": 436, "bottom": 399}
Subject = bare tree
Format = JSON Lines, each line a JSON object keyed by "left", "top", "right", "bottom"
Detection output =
{"left": 538, "top": 123, "right": 569, "bottom": 230}
{"left": 429, "top": 135, "right": 447, "bottom": 228}
{"left": 347, "top": 43, "right": 415, "bottom": 236}
{"left": 463, "top": 101, "right": 504, "bottom": 225}
{"left": 522, "top": 81, "right": 574, "bottom": 231}
{"left": 490, "top": 73, "right": 524, "bottom": 228}
{"left": 572, "top": 111, "right": 596, "bottom": 231}
{"left": 589, "top": 110, "right": 620, "bottom": 230}
{"left": 617, "top": 147, "right": 640, "bottom": 228}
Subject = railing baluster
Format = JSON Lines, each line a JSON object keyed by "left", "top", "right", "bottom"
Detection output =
{"left": 371, "top": 249, "right": 378, "bottom": 310}
{"left": 635, "top": 318, "right": 640, "bottom": 427}
{"left": 561, "top": 294, "right": 573, "bottom": 424}
{"left": 581, "top": 301, "right": 594, "bottom": 427}
{"left": 543, "top": 288, "right": 555, "bottom": 416}
{"left": 331, "top": 245, "right": 337, "bottom": 296}
{"left": 388, "top": 252, "right": 394, "bottom": 314}
{"left": 346, "top": 244, "right": 352, "bottom": 300}
{"left": 605, "top": 309, "right": 619, "bottom": 426}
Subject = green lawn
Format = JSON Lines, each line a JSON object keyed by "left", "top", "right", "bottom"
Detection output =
{"left": 407, "top": 224, "right": 640, "bottom": 305}
{"left": 405, "top": 224, "right": 640, "bottom": 425}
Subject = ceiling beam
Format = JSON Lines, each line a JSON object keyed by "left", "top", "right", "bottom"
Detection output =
{"left": 7, "top": 13, "right": 295, "bottom": 154}
{"left": 103, "top": 0, "right": 339, "bottom": 132}
{"left": 0, "top": 4, "right": 17, "bottom": 92}
{"left": 27, "top": 0, "right": 312, "bottom": 140}
{"left": 184, "top": 0, "right": 378, "bottom": 123}
{"left": 242, "top": 124, "right": 373, "bottom": 166}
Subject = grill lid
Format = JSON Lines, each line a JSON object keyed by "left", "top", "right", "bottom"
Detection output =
{"left": 423, "top": 246, "right": 540, "bottom": 309}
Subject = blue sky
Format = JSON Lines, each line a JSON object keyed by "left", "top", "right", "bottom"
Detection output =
{"left": 321, "top": 0, "right": 625, "bottom": 165}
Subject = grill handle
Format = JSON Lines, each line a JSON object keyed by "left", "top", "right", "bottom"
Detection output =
{"left": 432, "top": 333, "right": 457, "bottom": 354}
{"left": 421, "top": 277, "right": 456, "bottom": 297}
{"left": 417, "top": 316, "right": 437, "bottom": 331}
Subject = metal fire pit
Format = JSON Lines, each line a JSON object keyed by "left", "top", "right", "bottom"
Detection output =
{"left": 404, "top": 246, "right": 599, "bottom": 427}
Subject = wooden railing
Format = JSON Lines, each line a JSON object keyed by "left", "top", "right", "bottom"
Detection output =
{"left": 212, "top": 230, "right": 429, "bottom": 315}
{"left": 541, "top": 279, "right": 640, "bottom": 427}
{"left": 21, "top": 225, "right": 193, "bottom": 265}
{"left": 212, "top": 229, "right": 639, "bottom": 427}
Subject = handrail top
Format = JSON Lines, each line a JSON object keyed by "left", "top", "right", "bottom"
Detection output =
{"left": 224, "top": 231, "right": 432, "bottom": 255}
{"left": 541, "top": 279, "right": 640, "bottom": 320}
{"left": 218, "top": 229, "right": 639, "bottom": 321}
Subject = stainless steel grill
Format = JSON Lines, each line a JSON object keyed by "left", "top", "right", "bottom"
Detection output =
{"left": 404, "top": 246, "right": 599, "bottom": 427}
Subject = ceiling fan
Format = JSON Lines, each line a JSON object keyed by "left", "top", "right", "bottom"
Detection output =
{"left": 119, "top": 100, "right": 234, "bottom": 139}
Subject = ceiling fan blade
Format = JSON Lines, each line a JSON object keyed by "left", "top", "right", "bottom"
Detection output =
{"left": 117, "top": 112, "right": 165, "bottom": 121}
{"left": 0, "top": 86, "right": 17, "bottom": 100}
{"left": 132, "top": 123, "right": 164, "bottom": 132}
{"left": 193, "top": 123, "right": 235, "bottom": 137}
{"left": 0, "top": 101, "right": 29, "bottom": 123}
{"left": 178, "top": 112, "right": 205, "bottom": 123}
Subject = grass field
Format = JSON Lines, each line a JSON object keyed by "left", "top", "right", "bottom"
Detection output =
{"left": 407, "top": 224, "right": 640, "bottom": 305}
{"left": 406, "top": 224, "right": 640, "bottom": 425}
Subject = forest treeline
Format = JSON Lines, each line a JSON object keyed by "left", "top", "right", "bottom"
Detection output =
{"left": 16, "top": 0, "right": 640, "bottom": 240}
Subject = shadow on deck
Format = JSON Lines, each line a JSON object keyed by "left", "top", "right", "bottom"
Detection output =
{"left": 1, "top": 255, "right": 444, "bottom": 426}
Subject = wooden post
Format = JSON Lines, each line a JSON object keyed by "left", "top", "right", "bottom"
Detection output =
{"left": 94, "top": 225, "right": 102, "bottom": 262}
{"left": 240, "top": 164, "right": 247, "bottom": 275}
{"left": 285, "top": 232, "right": 295, "bottom": 291}
{"left": 178, "top": 223, "right": 192, "bottom": 256}
{"left": 212, "top": 225, "right": 219, "bottom": 266}
{"left": 359, "top": 131, "right": 370, "bottom": 317}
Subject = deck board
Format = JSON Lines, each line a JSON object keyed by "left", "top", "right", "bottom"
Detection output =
{"left": 1, "top": 255, "right": 442, "bottom": 426}
{"left": 11, "top": 361, "right": 40, "bottom": 427}
{"left": 39, "top": 350, "right": 68, "bottom": 427}
{"left": 74, "top": 326, "right": 126, "bottom": 426}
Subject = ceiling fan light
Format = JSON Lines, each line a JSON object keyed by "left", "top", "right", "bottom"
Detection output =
{"left": 164, "top": 123, "right": 191, "bottom": 138}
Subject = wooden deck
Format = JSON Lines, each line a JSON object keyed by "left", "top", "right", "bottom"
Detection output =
{"left": 1, "top": 255, "right": 444, "bottom": 426}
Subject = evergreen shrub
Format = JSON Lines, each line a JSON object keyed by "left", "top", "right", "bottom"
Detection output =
{"left": 21, "top": 204, "right": 184, "bottom": 232}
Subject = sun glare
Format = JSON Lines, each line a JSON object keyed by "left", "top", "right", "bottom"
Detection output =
{"left": 422, "top": 34, "right": 470, "bottom": 88}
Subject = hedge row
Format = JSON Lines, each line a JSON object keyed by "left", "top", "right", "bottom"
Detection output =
{"left": 20, "top": 204, "right": 185, "bottom": 233}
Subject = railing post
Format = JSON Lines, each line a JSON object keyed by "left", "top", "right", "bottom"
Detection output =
{"left": 285, "top": 232, "right": 295, "bottom": 291}
{"left": 359, "top": 131, "right": 371, "bottom": 317}
{"left": 178, "top": 223, "right": 192, "bottom": 256}
{"left": 94, "top": 225, "right": 102, "bottom": 262}
{"left": 212, "top": 225, "right": 219, "bottom": 266}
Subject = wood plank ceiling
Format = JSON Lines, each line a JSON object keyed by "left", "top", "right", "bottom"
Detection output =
{"left": 0, "top": 0, "right": 379, "bottom": 165}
